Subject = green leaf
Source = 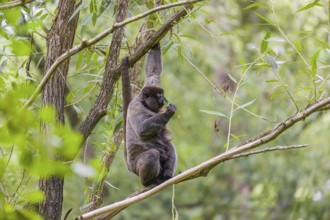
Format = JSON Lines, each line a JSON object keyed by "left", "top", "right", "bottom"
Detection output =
{"left": 163, "top": 40, "right": 174, "bottom": 55}
{"left": 3, "top": 8, "right": 20, "bottom": 26}
{"left": 199, "top": 110, "right": 229, "bottom": 119}
{"left": 266, "top": 79, "right": 279, "bottom": 83}
{"left": 234, "top": 99, "right": 256, "bottom": 111}
{"left": 293, "top": 40, "right": 302, "bottom": 52}
{"left": 296, "top": 0, "right": 322, "bottom": 13}
{"left": 179, "top": 34, "right": 199, "bottom": 41}
{"left": 230, "top": 133, "right": 240, "bottom": 140}
{"left": 315, "top": 39, "right": 330, "bottom": 49}
{"left": 90, "top": 0, "right": 98, "bottom": 25}
{"left": 253, "top": 11, "right": 275, "bottom": 26}
{"left": 310, "top": 49, "right": 321, "bottom": 76}
{"left": 80, "top": 13, "right": 93, "bottom": 37}
{"left": 11, "top": 40, "right": 31, "bottom": 56}
{"left": 40, "top": 106, "right": 56, "bottom": 124}
{"left": 270, "top": 91, "right": 284, "bottom": 100}
{"left": 244, "top": 2, "right": 269, "bottom": 10}
{"left": 261, "top": 31, "right": 271, "bottom": 53}
{"left": 21, "top": 191, "right": 45, "bottom": 203}
{"left": 0, "top": 59, "right": 7, "bottom": 72}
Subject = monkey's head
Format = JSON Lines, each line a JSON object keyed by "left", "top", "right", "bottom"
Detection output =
{"left": 141, "top": 86, "right": 167, "bottom": 112}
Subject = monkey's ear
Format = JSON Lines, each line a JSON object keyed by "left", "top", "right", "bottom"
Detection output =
{"left": 145, "top": 43, "right": 162, "bottom": 87}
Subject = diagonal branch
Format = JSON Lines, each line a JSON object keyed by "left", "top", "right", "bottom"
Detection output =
{"left": 21, "top": 0, "right": 205, "bottom": 110}
{"left": 0, "top": 0, "right": 34, "bottom": 10}
{"left": 75, "top": 97, "right": 330, "bottom": 220}
{"left": 229, "top": 144, "right": 308, "bottom": 159}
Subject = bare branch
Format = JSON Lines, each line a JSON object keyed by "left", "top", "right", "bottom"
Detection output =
{"left": 75, "top": 97, "right": 330, "bottom": 220}
{"left": 21, "top": 0, "right": 205, "bottom": 109}
{"left": 0, "top": 0, "right": 34, "bottom": 10}
{"left": 229, "top": 144, "right": 308, "bottom": 159}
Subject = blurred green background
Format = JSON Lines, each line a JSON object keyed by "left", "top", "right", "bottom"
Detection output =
{"left": 1, "top": 0, "right": 330, "bottom": 219}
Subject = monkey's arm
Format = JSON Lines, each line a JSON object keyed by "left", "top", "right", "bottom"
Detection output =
{"left": 137, "top": 111, "right": 174, "bottom": 138}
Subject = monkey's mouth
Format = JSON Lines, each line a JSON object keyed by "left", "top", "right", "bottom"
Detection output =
{"left": 158, "top": 96, "right": 167, "bottom": 105}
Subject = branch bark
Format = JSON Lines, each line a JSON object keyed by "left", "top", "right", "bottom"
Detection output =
{"left": 38, "top": 0, "right": 80, "bottom": 219}
{"left": 0, "top": 0, "right": 34, "bottom": 10}
{"left": 76, "top": 97, "right": 330, "bottom": 219}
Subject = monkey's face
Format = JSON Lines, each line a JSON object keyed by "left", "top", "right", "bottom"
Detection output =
{"left": 142, "top": 86, "right": 167, "bottom": 112}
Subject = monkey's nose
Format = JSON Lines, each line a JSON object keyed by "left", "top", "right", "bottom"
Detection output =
{"left": 158, "top": 96, "right": 167, "bottom": 104}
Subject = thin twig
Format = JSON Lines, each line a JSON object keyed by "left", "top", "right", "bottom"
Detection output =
{"left": 229, "top": 144, "right": 308, "bottom": 159}
{"left": 0, "top": 0, "right": 34, "bottom": 10}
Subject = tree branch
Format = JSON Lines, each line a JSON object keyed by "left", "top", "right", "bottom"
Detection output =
{"left": 0, "top": 0, "right": 34, "bottom": 10}
{"left": 75, "top": 97, "right": 330, "bottom": 220}
{"left": 21, "top": 0, "right": 205, "bottom": 109}
{"left": 229, "top": 144, "right": 308, "bottom": 160}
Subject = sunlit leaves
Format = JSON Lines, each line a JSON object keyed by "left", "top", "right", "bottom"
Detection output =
{"left": 0, "top": 203, "right": 43, "bottom": 220}
{"left": 234, "top": 99, "right": 256, "bottom": 111}
{"left": 2, "top": 8, "right": 20, "bottom": 26}
{"left": 296, "top": 0, "right": 322, "bottom": 13}
{"left": 260, "top": 31, "right": 271, "bottom": 54}
{"left": 10, "top": 39, "right": 31, "bottom": 56}
{"left": 199, "top": 110, "right": 229, "bottom": 119}
{"left": 90, "top": 0, "right": 98, "bottom": 25}
{"left": 244, "top": 2, "right": 269, "bottom": 10}
{"left": 310, "top": 49, "right": 321, "bottom": 77}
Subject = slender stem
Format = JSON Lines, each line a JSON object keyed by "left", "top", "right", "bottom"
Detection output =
{"left": 226, "top": 57, "right": 262, "bottom": 151}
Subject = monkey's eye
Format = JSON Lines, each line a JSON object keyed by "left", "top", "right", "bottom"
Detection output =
{"left": 145, "top": 94, "right": 150, "bottom": 98}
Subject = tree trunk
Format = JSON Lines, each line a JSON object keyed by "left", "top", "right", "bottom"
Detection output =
{"left": 38, "top": 0, "right": 79, "bottom": 219}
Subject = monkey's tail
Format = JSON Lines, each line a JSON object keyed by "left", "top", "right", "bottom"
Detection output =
{"left": 120, "top": 56, "right": 132, "bottom": 167}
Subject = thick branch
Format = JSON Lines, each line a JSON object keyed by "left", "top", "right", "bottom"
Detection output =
{"left": 0, "top": 0, "right": 34, "bottom": 10}
{"left": 21, "top": 0, "right": 204, "bottom": 109}
{"left": 76, "top": 97, "right": 330, "bottom": 219}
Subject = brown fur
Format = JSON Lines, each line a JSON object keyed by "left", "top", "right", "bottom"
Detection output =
{"left": 121, "top": 56, "right": 177, "bottom": 186}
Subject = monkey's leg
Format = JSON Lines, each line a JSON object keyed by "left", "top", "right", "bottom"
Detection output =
{"left": 160, "top": 144, "right": 177, "bottom": 181}
{"left": 136, "top": 149, "right": 161, "bottom": 186}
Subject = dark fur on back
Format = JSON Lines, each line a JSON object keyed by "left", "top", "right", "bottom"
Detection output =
{"left": 125, "top": 87, "right": 177, "bottom": 186}
{"left": 121, "top": 45, "right": 177, "bottom": 187}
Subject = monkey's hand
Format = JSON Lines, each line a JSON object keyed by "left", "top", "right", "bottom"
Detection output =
{"left": 121, "top": 56, "right": 129, "bottom": 68}
{"left": 165, "top": 103, "right": 176, "bottom": 116}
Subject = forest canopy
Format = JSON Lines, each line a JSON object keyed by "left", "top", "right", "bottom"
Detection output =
{"left": 0, "top": 0, "right": 330, "bottom": 219}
